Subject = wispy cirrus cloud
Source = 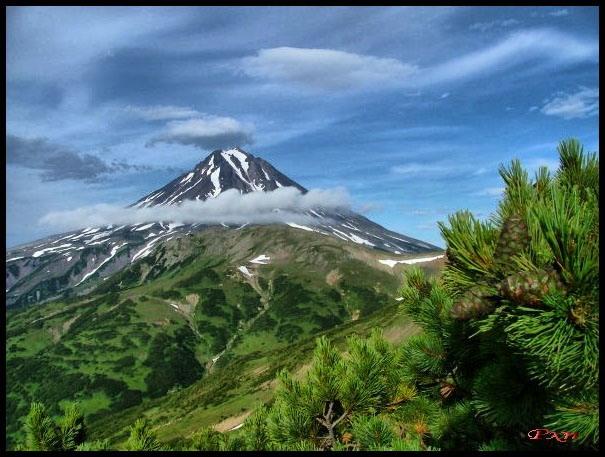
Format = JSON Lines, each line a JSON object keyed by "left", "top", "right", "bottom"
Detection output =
{"left": 473, "top": 187, "right": 505, "bottom": 197}
{"left": 6, "top": 134, "right": 149, "bottom": 182}
{"left": 124, "top": 104, "right": 202, "bottom": 121}
{"left": 390, "top": 160, "right": 485, "bottom": 178}
{"left": 146, "top": 116, "right": 255, "bottom": 150}
{"left": 469, "top": 18, "right": 520, "bottom": 32}
{"left": 391, "top": 163, "right": 452, "bottom": 176}
{"left": 239, "top": 29, "right": 597, "bottom": 91}
{"left": 549, "top": 9, "right": 569, "bottom": 17}
{"left": 540, "top": 87, "right": 599, "bottom": 119}
{"left": 421, "top": 29, "right": 597, "bottom": 86}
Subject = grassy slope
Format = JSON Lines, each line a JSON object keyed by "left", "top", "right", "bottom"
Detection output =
{"left": 6, "top": 225, "right": 443, "bottom": 448}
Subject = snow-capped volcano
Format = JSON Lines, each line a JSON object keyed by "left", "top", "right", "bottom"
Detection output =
{"left": 6, "top": 147, "right": 442, "bottom": 307}
{"left": 127, "top": 147, "right": 441, "bottom": 254}
{"left": 132, "top": 148, "right": 305, "bottom": 207}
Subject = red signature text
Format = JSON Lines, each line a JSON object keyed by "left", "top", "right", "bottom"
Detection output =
{"left": 528, "top": 428, "right": 579, "bottom": 443}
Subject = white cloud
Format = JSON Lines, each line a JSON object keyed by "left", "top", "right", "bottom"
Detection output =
{"left": 406, "top": 209, "right": 432, "bottom": 216}
{"left": 147, "top": 116, "right": 255, "bottom": 150}
{"left": 125, "top": 105, "right": 202, "bottom": 121}
{"left": 241, "top": 46, "right": 419, "bottom": 90}
{"left": 240, "top": 29, "right": 596, "bottom": 91}
{"left": 469, "top": 18, "right": 520, "bottom": 32}
{"left": 440, "top": 92, "right": 450, "bottom": 99}
{"left": 474, "top": 187, "right": 505, "bottom": 197}
{"left": 549, "top": 9, "right": 569, "bottom": 17}
{"left": 391, "top": 163, "right": 450, "bottom": 176}
{"left": 472, "top": 167, "right": 488, "bottom": 176}
{"left": 540, "top": 87, "right": 599, "bottom": 120}
{"left": 39, "top": 186, "right": 351, "bottom": 231}
{"left": 390, "top": 160, "right": 477, "bottom": 177}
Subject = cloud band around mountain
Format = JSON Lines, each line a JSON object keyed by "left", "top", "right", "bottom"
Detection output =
{"left": 39, "top": 186, "right": 351, "bottom": 231}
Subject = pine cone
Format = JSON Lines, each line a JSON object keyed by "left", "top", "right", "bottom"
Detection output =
{"left": 494, "top": 214, "right": 530, "bottom": 275}
{"left": 451, "top": 287, "right": 494, "bottom": 320}
{"left": 569, "top": 300, "right": 591, "bottom": 327}
{"left": 499, "top": 269, "right": 564, "bottom": 306}
{"left": 439, "top": 381, "right": 456, "bottom": 400}
{"left": 340, "top": 432, "right": 353, "bottom": 444}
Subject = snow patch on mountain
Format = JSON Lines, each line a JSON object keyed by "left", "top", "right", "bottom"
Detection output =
{"left": 379, "top": 254, "right": 445, "bottom": 267}
{"left": 32, "top": 244, "right": 73, "bottom": 258}
{"left": 250, "top": 254, "right": 271, "bottom": 264}
{"left": 238, "top": 265, "right": 253, "bottom": 277}
{"left": 286, "top": 222, "right": 315, "bottom": 232}
{"left": 180, "top": 172, "right": 195, "bottom": 184}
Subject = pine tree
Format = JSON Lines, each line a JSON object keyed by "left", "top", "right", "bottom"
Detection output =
{"left": 242, "top": 330, "right": 423, "bottom": 450}
{"left": 57, "top": 402, "right": 87, "bottom": 450}
{"left": 190, "top": 425, "right": 222, "bottom": 451}
{"left": 75, "top": 439, "right": 111, "bottom": 451}
{"left": 241, "top": 403, "right": 271, "bottom": 450}
{"left": 421, "top": 138, "right": 599, "bottom": 450}
{"left": 125, "top": 418, "right": 162, "bottom": 451}
{"left": 23, "top": 402, "right": 88, "bottom": 451}
{"left": 24, "top": 402, "right": 61, "bottom": 451}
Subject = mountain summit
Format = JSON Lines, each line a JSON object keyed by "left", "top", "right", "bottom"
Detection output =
{"left": 132, "top": 148, "right": 306, "bottom": 207}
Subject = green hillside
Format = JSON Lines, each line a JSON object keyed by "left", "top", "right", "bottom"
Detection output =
{"left": 6, "top": 225, "right": 443, "bottom": 448}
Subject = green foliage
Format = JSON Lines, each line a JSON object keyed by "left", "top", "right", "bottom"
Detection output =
{"left": 58, "top": 402, "right": 87, "bottom": 450}
{"left": 242, "top": 404, "right": 271, "bottom": 450}
{"left": 470, "top": 359, "right": 549, "bottom": 429}
{"left": 7, "top": 225, "right": 405, "bottom": 447}
{"left": 531, "top": 185, "right": 598, "bottom": 290}
{"left": 407, "top": 138, "right": 600, "bottom": 450}
{"left": 438, "top": 211, "right": 498, "bottom": 295}
{"left": 247, "top": 331, "right": 421, "bottom": 450}
{"left": 478, "top": 437, "right": 517, "bottom": 451}
{"left": 24, "top": 402, "right": 61, "bottom": 451}
{"left": 544, "top": 391, "right": 599, "bottom": 446}
{"left": 75, "top": 439, "right": 111, "bottom": 450}
{"left": 125, "top": 418, "right": 162, "bottom": 451}
{"left": 556, "top": 138, "right": 599, "bottom": 198}
{"left": 218, "top": 432, "right": 247, "bottom": 451}
{"left": 143, "top": 328, "right": 204, "bottom": 398}
{"left": 191, "top": 426, "right": 222, "bottom": 450}
{"left": 350, "top": 415, "right": 395, "bottom": 450}
{"left": 23, "top": 402, "right": 88, "bottom": 451}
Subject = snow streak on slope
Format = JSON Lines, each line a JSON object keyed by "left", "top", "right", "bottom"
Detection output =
{"left": 379, "top": 254, "right": 445, "bottom": 267}
{"left": 250, "top": 254, "right": 271, "bottom": 264}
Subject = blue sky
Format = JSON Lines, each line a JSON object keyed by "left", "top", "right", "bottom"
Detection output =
{"left": 6, "top": 6, "right": 599, "bottom": 248}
